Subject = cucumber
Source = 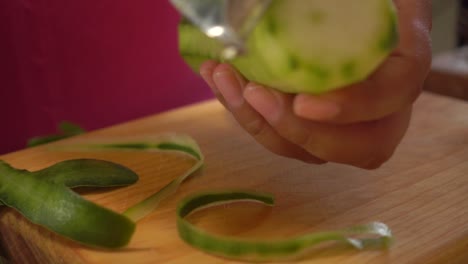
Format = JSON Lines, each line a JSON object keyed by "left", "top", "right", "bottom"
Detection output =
{"left": 178, "top": 0, "right": 398, "bottom": 94}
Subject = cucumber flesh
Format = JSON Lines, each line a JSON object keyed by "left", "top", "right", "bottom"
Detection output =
{"left": 179, "top": 0, "right": 398, "bottom": 94}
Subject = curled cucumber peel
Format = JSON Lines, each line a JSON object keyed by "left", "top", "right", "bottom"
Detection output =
{"left": 64, "top": 134, "right": 205, "bottom": 222}
{"left": 1, "top": 134, "right": 203, "bottom": 248}
{"left": 2, "top": 133, "right": 394, "bottom": 261}
{"left": 0, "top": 159, "right": 138, "bottom": 248}
{"left": 177, "top": 190, "right": 393, "bottom": 262}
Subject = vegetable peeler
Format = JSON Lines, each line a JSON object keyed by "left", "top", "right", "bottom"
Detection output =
{"left": 170, "top": 0, "right": 272, "bottom": 58}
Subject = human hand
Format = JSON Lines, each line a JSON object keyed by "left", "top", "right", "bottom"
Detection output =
{"left": 199, "top": 0, "right": 432, "bottom": 169}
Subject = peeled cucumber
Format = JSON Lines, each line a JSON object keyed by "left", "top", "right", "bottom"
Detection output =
{"left": 178, "top": 0, "right": 398, "bottom": 94}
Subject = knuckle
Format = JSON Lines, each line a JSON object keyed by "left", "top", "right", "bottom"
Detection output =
{"left": 294, "top": 130, "right": 318, "bottom": 154}
{"left": 216, "top": 94, "right": 229, "bottom": 108}
{"left": 243, "top": 118, "right": 269, "bottom": 138}
{"left": 405, "top": 59, "right": 425, "bottom": 99}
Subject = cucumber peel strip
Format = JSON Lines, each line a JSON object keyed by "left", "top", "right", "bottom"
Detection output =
{"left": 0, "top": 134, "right": 203, "bottom": 248}
{"left": 27, "top": 121, "right": 86, "bottom": 147}
{"left": 177, "top": 190, "right": 393, "bottom": 262}
{"left": 53, "top": 134, "right": 205, "bottom": 222}
{"left": 116, "top": 136, "right": 204, "bottom": 222}
{"left": 3, "top": 133, "right": 394, "bottom": 261}
{"left": 0, "top": 159, "right": 138, "bottom": 248}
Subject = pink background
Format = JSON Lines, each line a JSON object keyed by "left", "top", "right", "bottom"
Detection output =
{"left": 0, "top": 1, "right": 213, "bottom": 154}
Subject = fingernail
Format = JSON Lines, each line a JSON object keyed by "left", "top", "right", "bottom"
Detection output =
{"left": 294, "top": 96, "right": 341, "bottom": 121}
{"left": 244, "top": 84, "right": 281, "bottom": 122}
{"left": 213, "top": 70, "right": 244, "bottom": 108}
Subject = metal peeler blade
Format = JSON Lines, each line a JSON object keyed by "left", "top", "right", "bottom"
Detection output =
{"left": 170, "top": 0, "right": 272, "bottom": 59}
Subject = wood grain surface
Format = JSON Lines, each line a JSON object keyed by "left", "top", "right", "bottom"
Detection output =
{"left": 0, "top": 92, "right": 467, "bottom": 264}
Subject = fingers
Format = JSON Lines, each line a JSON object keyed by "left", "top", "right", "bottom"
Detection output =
{"left": 197, "top": 0, "right": 429, "bottom": 168}
{"left": 293, "top": 54, "right": 426, "bottom": 124}
{"left": 200, "top": 60, "right": 228, "bottom": 108}
{"left": 244, "top": 84, "right": 412, "bottom": 169}
{"left": 202, "top": 63, "right": 411, "bottom": 168}
{"left": 293, "top": 0, "right": 432, "bottom": 124}
{"left": 206, "top": 63, "right": 325, "bottom": 164}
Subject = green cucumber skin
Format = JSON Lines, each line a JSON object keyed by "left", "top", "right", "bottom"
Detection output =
{"left": 178, "top": 0, "right": 399, "bottom": 94}
{"left": 0, "top": 160, "right": 137, "bottom": 249}
{"left": 97, "top": 142, "right": 202, "bottom": 160}
{"left": 176, "top": 191, "right": 392, "bottom": 262}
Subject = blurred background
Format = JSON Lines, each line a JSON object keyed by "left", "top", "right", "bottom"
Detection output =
{"left": 432, "top": 0, "right": 459, "bottom": 53}
{"left": 0, "top": 0, "right": 466, "bottom": 155}
{"left": 0, "top": 1, "right": 214, "bottom": 155}
{"left": 427, "top": 0, "right": 468, "bottom": 105}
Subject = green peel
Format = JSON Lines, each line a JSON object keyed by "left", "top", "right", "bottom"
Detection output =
{"left": 177, "top": 190, "right": 393, "bottom": 262}
{"left": 27, "top": 121, "right": 86, "bottom": 147}
{"left": 117, "top": 137, "right": 204, "bottom": 222}
{"left": 1, "top": 134, "right": 204, "bottom": 249}
{"left": 3, "top": 133, "right": 394, "bottom": 261}
{"left": 57, "top": 134, "right": 205, "bottom": 222}
{"left": 0, "top": 159, "right": 137, "bottom": 248}
{"left": 123, "top": 159, "right": 203, "bottom": 222}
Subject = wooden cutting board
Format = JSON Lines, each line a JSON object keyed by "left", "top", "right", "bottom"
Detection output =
{"left": 1, "top": 92, "right": 467, "bottom": 264}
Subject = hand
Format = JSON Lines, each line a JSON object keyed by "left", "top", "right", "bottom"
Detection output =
{"left": 199, "top": 0, "right": 432, "bottom": 169}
